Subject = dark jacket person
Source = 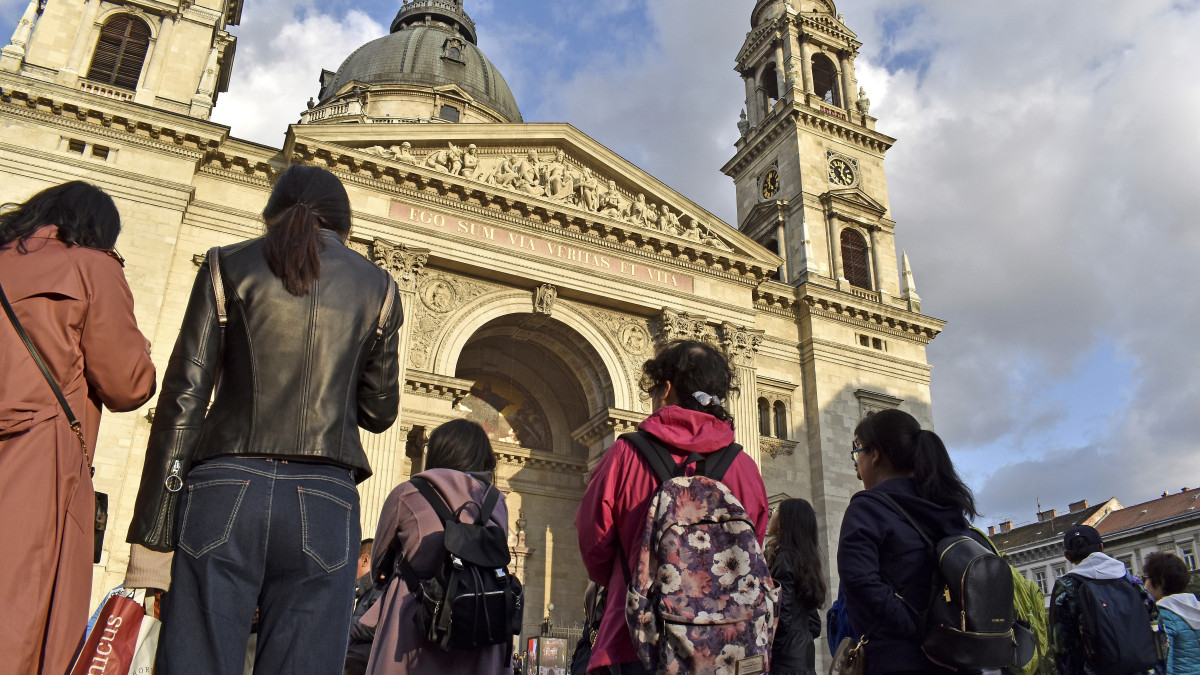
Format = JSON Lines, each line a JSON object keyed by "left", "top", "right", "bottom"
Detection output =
{"left": 837, "top": 409, "right": 976, "bottom": 675}
{"left": 126, "top": 165, "right": 403, "bottom": 674}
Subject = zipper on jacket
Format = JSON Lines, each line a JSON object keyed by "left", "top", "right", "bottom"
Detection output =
{"left": 165, "top": 460, "right": 183, "bottom": 493}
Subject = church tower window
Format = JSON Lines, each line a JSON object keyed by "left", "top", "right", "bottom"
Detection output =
{"left": 86, "top": 15, "right": 151, "bottom": 91}
{"left": 438, "top": 105, "right": 460, "bottom": 122}
{"left": 761, "top": 62, "right": 780, "bottom": 109}
{"left": 758, "top": 397, "right": 771, "bottom": 436}
{"left": 773, "top": 401, "right": 788, "bottom": 439}
{"left": 840, "top": 228, "right": 872, "bottom": 290}
{"left": 811, "top": 53, "right": 841, "bottom": 106}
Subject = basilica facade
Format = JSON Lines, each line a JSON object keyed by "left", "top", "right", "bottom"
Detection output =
{"left": 0, "top": 0, "right": 944, "bottom": 640}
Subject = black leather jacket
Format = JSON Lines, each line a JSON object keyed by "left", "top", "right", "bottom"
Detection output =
{"left": 127, "top": 231, "right": 402, "bottom": 550}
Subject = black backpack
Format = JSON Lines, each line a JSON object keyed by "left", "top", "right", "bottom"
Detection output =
{"left": 396, "top": 476, "right": 524, "bottom": 651}
{"left": 879, "top": 494, "right": 1016, "bottom": 671}
{"left": 1068, "top": 574, "right": 1159, "bottom": 675}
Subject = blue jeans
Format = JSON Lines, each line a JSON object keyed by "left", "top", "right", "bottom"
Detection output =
{"left": 156, "top": 457, "right": 361, "bottom": 674}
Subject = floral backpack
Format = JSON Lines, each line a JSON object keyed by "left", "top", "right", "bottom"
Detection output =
{"left": 620, "top": 432, "right": 778, "bottom": 675}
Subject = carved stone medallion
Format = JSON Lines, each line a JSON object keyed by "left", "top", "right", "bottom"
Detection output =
{"left": 619, "top": 324, "right": 651, "bottom": 355}
{"left": 421, "top": 279, "right": 458, "bottom": 313}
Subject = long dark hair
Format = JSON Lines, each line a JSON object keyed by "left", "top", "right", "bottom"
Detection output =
{"left": 639, "top": 339, "right": 736, "bottom": 424}
{"left": 425, "top": 419, "right": 497, "bottom": 475}
{"left": 854, "top": 409, "right": 978, "bottom": 519}
{"left": 766, "top": 498, "right": 826, "bottom": 609}
{"left": 0, "top": 181, "right": 121, "bottom": 252}
{"left": 262, "top": 164, "right": 352, "bottom": 296}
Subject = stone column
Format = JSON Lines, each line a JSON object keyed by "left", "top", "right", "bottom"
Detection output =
{"left": 59, "top": 0, "right": 105, "bottom": 85}
{"left": 799, "top": 36, "right": 815, "bottom": 95}
{"left": 839, "top": 51, "right": 857, "bottom": 110}
{"left": 138, "top": 11, "right": 177, "bottom": 100}
{"left": 0, "top": 0, "right": 39, "bottom": 72}
{"left": 773, "top": 41, "right": 786, "bottom": 98}
{"left": 827, "top": 213, "right": 845, "bottom": 286}
{"left": 189, "top": 45, "right": 221, "bottom": 118}
{"left": 720, "top": 322, "right": 765, "bottom": 466}
{"left": 867, "top": 225, "right": 888, "bottom": 297}
{"left": 775, "top": 221, "right": 789, "bottom": 281}
{"left": 354, "top": 239, "right": 429, "bottom": 532}
{"left": 743, "top": 75, "right": 758, "bottom": 126}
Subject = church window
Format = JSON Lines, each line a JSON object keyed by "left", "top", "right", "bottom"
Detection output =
{"left": 811, "top": 53, "right": 841, "bottom": 106}
{"left": 86, "top": 15, "right": 151, "bottom": 91}
{"left": 761, "top": 62, "right": 780, "bottom": 107}
{"left": 840, "top": 228, "right": 872, "bottom": 290}
{"left": 92, "top": 145, "right": 110, "bottom": 160}
{"left": 758, "top": 397, "right": 771, "bottom": 436}
{"left": 872, "top": 337, "right": 884, "bottom": 351}
{"left": 773, "top": 401, "right": 787, "bottom": 439}
{"left": 439, "top": 105, "right": 460, "bottom": 122}
{"left": 67, "top": 139, "right": 86, "bottom": 154}
{"left": 1180, "top": 541, "right": 1197, "bottom": 570}
{"left": 1033, "top": 569, "right": 1047, "bottom": 595}
{"left": 858, "top": 334, "right": 869, "bottom": 347}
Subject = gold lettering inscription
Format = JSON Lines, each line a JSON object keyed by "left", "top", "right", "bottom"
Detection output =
{"left": 390, "top": 200, "right": 693, "bottom": 293}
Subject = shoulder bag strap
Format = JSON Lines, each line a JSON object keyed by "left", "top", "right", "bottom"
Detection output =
{"left": 409, "top": 476, "right": 456, "bottom": 525}
{"left": 474, "top": 484, "right": 501, "bottom": 526}
{"left": 375, "top": 275, "right": 396, "bottom": 341}
{"left": 206, "top": 246, "right": 226, "bottom": 332}
{"left": 0, "top": 280, "right": 91, "bottom": 473}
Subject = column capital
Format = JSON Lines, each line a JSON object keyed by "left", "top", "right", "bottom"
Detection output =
{"left": 373, "top": 238, "right": 430, "bottom": 291}
{"left": 719, "top": 322, "right": 764, "bottom": 368}
{"left": 659, "top": 307, "right": 719, "bottom": 345}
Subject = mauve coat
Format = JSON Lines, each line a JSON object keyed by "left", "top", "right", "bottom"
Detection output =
{"left": 363, "top": 468, "right": 514, "bottom": 675}
{"left": 0, "top": 226, "right": 156, "bottom": 675}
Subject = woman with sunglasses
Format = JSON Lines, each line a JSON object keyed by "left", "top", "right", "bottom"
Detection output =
{"left": 0, "top": 181, "right": 157, "bottom": 674}
{"left": 837, "top": 409, "right": 976, "bottom": 675}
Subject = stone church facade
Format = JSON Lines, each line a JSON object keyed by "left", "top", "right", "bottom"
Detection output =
{"left": 0, "top": 0, "right": 944, "bottom": 639}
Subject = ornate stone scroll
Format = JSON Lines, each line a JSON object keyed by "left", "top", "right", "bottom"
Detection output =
{"left": 720, "top": 321, "right": 764, "bottom": 369}
{"left": 659, "top": 308, "right": 718, "bottom": 345}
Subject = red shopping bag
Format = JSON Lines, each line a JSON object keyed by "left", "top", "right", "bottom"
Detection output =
{"left": 70, "top": 590, "right": 146, "bottom": 675}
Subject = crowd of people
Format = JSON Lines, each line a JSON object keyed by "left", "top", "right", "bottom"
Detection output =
{"left": 1, "top": 172, "right": 1195, "bottom": 675}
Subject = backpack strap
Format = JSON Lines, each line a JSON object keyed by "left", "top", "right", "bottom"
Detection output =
{"left": 701, "top": 442, "right": 743, "bottom": 482}
{"left": 409, "top": 475, "right": 456, "bottom": 525}
{"left": 620, "top": 431, "right": 679, "bottom": 483}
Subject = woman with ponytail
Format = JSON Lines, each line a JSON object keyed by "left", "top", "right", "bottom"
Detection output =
{"left": 127, "top": 165, "right": 403, "bottom": 674}
{"left": 575, "top": 339, "right": 769, "bottom": 674}
{"left": 767, "top": 499, "right": 825, "bottom": 675}
{"left": 837, "top": 409, "right": 976, "bottom": 675}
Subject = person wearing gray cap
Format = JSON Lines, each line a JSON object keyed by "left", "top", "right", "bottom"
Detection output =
{"left": 1049, "top": 524, "right": 1163, "bottom": 675}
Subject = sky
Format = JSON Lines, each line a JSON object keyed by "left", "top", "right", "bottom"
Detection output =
{"left": 4, "top": 0, "right": 1197, "bottom": 527}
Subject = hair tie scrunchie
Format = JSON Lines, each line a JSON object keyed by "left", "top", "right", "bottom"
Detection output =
{"left": 693, "top": 391, "right": 722, "bottom": 407}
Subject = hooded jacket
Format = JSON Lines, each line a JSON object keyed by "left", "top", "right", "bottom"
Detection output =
{"left": 837, "top": 476, "right": 968, "bottom": 675}
{"left": 1159, "top": 593, "right": 1200, "bottom": 675}
{"left": 1049, "top": 552, "right": 1160, "bottom": 675}
{"left": 575, "top": 405, "right": 770, "bottom": 671}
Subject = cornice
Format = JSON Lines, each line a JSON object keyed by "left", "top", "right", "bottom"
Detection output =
{"left": 289, "top": 140, "right": 777, "bottom": 286}
{"left": 404, "top": 371, "right": 472, "bottom": 404}
{"left": 800, "top": 284, "right": 944, "bottom": 344}
{"left": 495, "top": 445, "right": 586, "bottom": 475}
{"left": 724, "top": 104, "right": 895, "bottom": 178}
{"left": 804, "top": 337, "right": 934, "bottom": 376}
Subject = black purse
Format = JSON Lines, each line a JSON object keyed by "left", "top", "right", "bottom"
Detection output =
{"left": 0, "top": 280, "right": 106, "bottom": 563}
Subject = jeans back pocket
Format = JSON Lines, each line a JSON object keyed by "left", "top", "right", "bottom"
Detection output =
{"left": 297, "top": 487, "right": 353, "bottom": 572}
{"left": 178, "top": 479, "right": 250, "bottom": 558}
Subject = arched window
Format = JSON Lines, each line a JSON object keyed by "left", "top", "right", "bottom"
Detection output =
{"left": 86, "top": 15, "right": 151, "bottom": 90}
{"left": 773, "top": 401, "right": 788, "bottom": 439}
{"left": 811, "top": 53, "right": 841, "bottom": 106}
{"left": 761, "top": 62, "right": 780, "bottom": 106}
{"left": 840, "top": 228, "right": 872, "bottom": 290}
{"left": 758, "top": 397, "right": 771, "bottom": 436}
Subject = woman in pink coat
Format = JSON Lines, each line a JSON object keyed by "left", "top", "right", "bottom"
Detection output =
{"left": 364, "top": 419, "right": 513, "bottom": 674}
{"left": 575, "top": 339, "right": 770, "bottom": 674}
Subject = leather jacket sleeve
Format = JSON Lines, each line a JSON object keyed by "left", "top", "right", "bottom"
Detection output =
{"left": 356, "top": 280, "right": 402, "bottom": 433}
{"left": 126, "top": 261, "right": 222, "bottom": 551}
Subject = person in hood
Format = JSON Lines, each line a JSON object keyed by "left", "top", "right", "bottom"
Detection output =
{"left": 363, "top": 419, "right": 513, "bottom": 675}
{"left": 1142, "top": 551, "right": 1199, "bottom": 675}
{"left": 575, "top": 339, "right": 769, "bottom": 674}
{"left": 1049, "top": 525, "right": 1160, "bottom": 675}
{"left": 837, "top": 408, "right": 976, "bottom": 675}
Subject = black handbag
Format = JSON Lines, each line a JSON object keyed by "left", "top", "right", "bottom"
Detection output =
{"left": 0, "top": 279, "right": 107, "bottom": 563}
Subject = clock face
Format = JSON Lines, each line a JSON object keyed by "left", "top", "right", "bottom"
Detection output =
{"left": 829, "top": 158, "right": 856, "bottom": 186}
{"left": 761, "top": 169, "right": 779, "bottom": 199}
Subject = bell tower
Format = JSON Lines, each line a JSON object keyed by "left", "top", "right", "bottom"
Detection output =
{"left": 722, "top": 0, "right": 915, "bottom": 307}
{"left": 0, "top": 0, "right": 241, "bottom": 119}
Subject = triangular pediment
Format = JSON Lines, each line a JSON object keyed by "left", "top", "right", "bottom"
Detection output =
{"left": 286, "top": 122, "right": 781, "bottom": 274}
{"left": 821, "top": 187, "right": 887, "bottom": 218}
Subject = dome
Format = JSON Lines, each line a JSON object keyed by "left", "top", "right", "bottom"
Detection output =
{"left": 319, "top": 2, "right": 522, "bottom": 123}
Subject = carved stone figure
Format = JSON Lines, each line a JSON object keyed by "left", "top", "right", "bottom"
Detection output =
{"left": 425, "top": 142, "right": 464, "bottom": 174}
{"left": 575, "top": 168, "right": 599, "bottom": 212}
{"left": 624, "top": 193, "right": 651, "bottom": 227}
{"left": 514, "top": 151, "right": 544, "bottom": 196}
{"left": 657, "top": 204, "right": 680, "bottom": 234}
{"left": 460, "top": 144, "right": 479, "bottom": 179}
{"left": 598, "top": 180, "right": 624, "bottom": 217}
{"left": 396, "top": 141, "right": 416, "bottom": 164}
{"left": 646, "top": 202, "right": 660, "bottom": 229}
{"left": 533, "top": 283, "right": 557, "bottom": 316}
{"left": 307, "top": 97, "right": 315, "bottom": 110}
{"left": 737, "top": 109, "right": 750, "bottom": 137}
{"left": 486, "top": 154, "right": 520, "bottom": 187}
{"left": 681, "top": 217, "right": 704, "bottom": 243}
{"left": 539, "top": 150, "right": 573, "bottom": 200}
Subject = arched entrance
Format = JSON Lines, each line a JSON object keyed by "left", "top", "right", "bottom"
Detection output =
{"left": 454, "top": 314, "right": 612, "bottom": 461}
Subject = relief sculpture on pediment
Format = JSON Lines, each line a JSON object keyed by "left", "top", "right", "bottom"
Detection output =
{"left": 363, "top": 141, "right": 739, "bottom": 253}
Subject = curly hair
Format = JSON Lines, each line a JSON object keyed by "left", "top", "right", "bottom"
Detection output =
{"left": 639, "top": 339, "right": 736, "bottom": 424}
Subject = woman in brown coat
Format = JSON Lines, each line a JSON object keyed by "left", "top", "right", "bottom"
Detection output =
{"left": 364, "top": 419, "right": 513, "bottom": 675}
{"left": 0, "top": 181, "right": 156, "bottom": 675}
